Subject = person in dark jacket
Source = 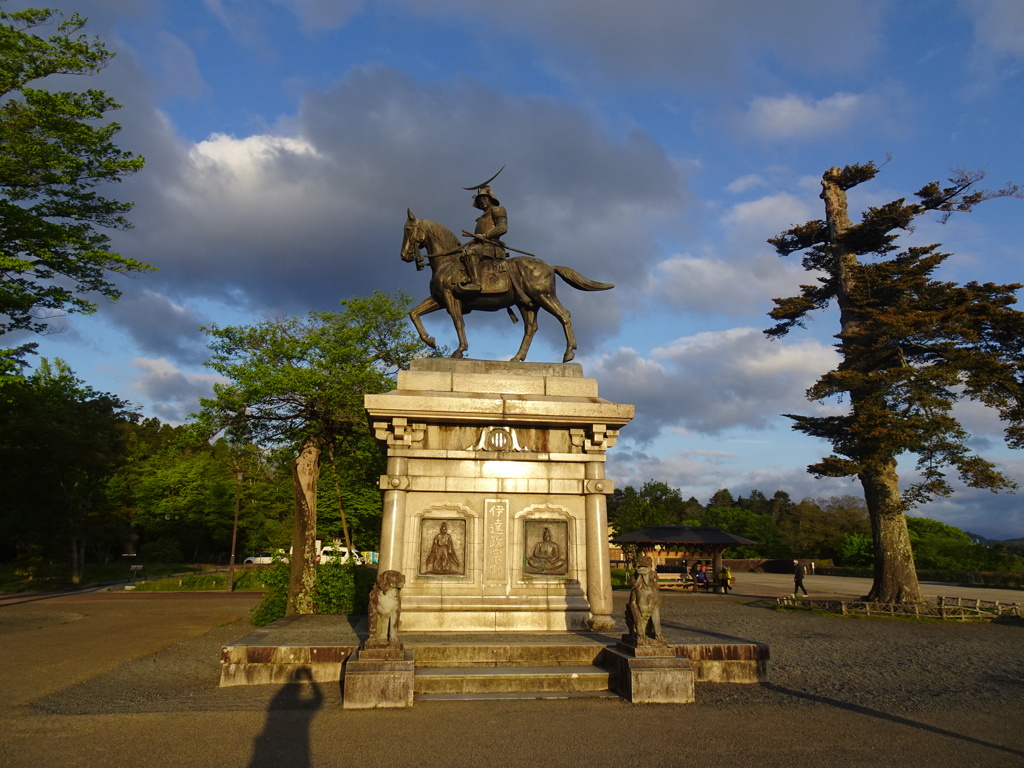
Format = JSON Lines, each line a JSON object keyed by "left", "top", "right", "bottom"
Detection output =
{"left": 793, "top": 560, "right": 809, "bottom": 596}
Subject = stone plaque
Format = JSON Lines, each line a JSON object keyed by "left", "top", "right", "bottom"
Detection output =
{"left": 419, "top": 518, "right": 466, "bottom": 576}
{"left": 523, "top": 520, "right": 569, "bottom": 577}
{"left": 484, "top": 499, "right": 509, "bottom": 583}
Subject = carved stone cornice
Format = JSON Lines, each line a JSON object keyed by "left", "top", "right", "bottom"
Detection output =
{"left": 373, "top": 417, "right": 425, "bottom": 448}
{"left": 570, "top": 424, "right": 619, "bottom": 454}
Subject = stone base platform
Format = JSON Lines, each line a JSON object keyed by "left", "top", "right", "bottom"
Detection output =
{"left": 219, "top": 615, "right": 769, "bottom": 697}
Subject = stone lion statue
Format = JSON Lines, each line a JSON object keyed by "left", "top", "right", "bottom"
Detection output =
{"left": 368, "top": 569, "right": 406, "bottom": 647}
{"left": 625, "top": 556, "right": 664, "bottom": 646}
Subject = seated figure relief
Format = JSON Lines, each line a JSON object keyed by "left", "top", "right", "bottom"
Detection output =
{"left": 525, "top": 526, "right": 567, "bottom": 575}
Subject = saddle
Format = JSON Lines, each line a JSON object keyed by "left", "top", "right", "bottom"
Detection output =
{"left": 467, "top": 260, "right": 512, "bottom": 294}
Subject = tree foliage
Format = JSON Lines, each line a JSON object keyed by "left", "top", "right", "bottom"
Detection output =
{"left": 0, "top": 357, "right": 137, "bottom": 582}
{"left": 196, "top": 291, "right": 429, "bottom": 613}
{"left": 0, "top": 5, "right": 149, "bottom": 344}
{"left": 766, "top": 162, "right": 1024, "bottom": 602}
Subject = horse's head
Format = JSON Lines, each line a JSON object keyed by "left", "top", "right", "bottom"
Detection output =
{"left": 401, "top": 209, "right": 426, "bottom": 266}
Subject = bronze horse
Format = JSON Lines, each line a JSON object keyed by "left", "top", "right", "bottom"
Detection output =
{"left": 401, "top": 211, "right": 613, "bottom": 363}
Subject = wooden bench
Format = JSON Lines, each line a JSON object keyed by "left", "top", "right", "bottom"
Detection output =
{"left": 657, "top": 572, "right": 687, "bottom": 587}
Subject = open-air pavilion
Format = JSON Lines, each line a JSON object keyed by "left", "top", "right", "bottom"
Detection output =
{"left": 611, "top": 525, "right": 759, "bottom": 590}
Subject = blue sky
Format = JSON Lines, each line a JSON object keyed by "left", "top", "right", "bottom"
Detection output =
{"left": 9, "top": 0, "right": 1024, "bottom": 538}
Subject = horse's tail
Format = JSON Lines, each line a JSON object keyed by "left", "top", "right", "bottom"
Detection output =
{"left": 554, "top": 266, "right": 614, "bottom": 292}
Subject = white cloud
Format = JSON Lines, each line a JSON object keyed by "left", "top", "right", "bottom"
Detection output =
{"left": 591, "top": 329, "right": 838, "bottom": 441}
{"left": 645, "top": 252, "right": 799, "bottom": 316}
{"left": 641, "top": 190, "right": 815, "bottom": 316}
{"left": 272, "top": 0, "right": 366, "bottom": 31}
{"left": 743, "top": 92, "right": 879, "bottom": 141}
{"left": 726, "top": 174, "right": 767, "bottom": 194}
{"left": 964, "top": 0, "right": 1024, "bottom": 60}
{"left": 721, "top": 192, "right": 814, "bottom": 235}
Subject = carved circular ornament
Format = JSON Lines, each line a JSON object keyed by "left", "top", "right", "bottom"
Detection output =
{"left": 486, "top": 427, "right": 512, "bottom": 452}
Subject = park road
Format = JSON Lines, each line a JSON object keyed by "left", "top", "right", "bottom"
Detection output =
{"left": 1, "top": 586, "right": 1022, "bottom": 768}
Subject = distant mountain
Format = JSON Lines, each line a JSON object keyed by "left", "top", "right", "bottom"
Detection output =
{"left": 965, "top": 532, "right": 1024, "bottom": 547}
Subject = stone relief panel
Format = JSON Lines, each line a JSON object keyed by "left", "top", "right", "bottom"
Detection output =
{"left": 523, "top": 519, "right": 569, "bottom": 577}
{"left": 419, "top": 517, "right": 467, "bottom": 576}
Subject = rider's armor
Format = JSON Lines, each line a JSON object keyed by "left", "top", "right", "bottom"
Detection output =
{"left": 461, "top": 191, "right": 507, "bottom": 291}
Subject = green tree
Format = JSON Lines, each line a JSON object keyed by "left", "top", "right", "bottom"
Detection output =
{"left": 837, "top": 532, "right": 874, "bottom": 567}
{"left": 0, "top": 357, "right": 136, "bottom": 582}
{"left": 196, "top": 292, "right": 427, "bottom": 614}
{"left": 767, "top": 162, "right": 1024, "bottom": 602}
{"left": 777, "top": 495, "right": 870, "bottom": 560}
{"left": 707, "top": 488, "right": 735, "bottom": 508}
{"left": 608, "top": 480, "right": 685, "bottom": 535}
{"left": 700, "top": 505, "right": 783, "bottom": 558}
{"left": 0, "top": 6, "right": 149, "bottom": 350}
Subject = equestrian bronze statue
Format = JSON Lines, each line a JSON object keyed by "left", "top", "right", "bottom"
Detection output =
{"left": 401, "top": 170, "right": 613, "bottom": 363}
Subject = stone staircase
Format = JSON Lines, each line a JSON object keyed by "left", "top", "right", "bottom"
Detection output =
{"left": 410, "top": 641, "right": 619, "bottom": 700}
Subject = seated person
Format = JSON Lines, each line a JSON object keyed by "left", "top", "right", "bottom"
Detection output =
{"left": 525, "top": 527, "right": 566, "bottom": 574}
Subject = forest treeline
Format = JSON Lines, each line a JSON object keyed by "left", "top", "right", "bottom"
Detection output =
{"left": 2, "top": 358, "right": 1023, "bottom": 584}
{"left": 608, "top": 480, "right": 1024, "bottom": 573}
{"left": 0, "top": 360, "right": 383, "bottom": 581}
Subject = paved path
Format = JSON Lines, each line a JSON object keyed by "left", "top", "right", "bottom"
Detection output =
{"left": 703, "top": 571, "right": 1023, "bottom": 603}
{"left": 1, "top": 585, "right": 1021, "bottom": 768}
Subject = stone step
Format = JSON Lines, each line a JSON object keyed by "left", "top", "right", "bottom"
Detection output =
{"left": 416, "top": 690, "right": 620, "bottom": 701}
{"left": 414, "top": 664, "right": 612, "bottom": 695}
{"left": 412, "top": 643, "right": 606, "bottom": 668}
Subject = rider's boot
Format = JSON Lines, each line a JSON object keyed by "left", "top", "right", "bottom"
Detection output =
{"left": 460, "top": 257, "right": 482, "bottom": 291}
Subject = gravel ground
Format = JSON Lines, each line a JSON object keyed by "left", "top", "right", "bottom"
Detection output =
{"left": 32, "top": 592, "right": 1024, "bottom": 718}
{"left": 657, "top": 595, "right": 1024, "bottom": 714}
{"left": 4, "top": 590, "right": 1023, "bottom": 768}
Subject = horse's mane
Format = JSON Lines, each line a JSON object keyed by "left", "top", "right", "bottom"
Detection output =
{"left": 419, "top": 218, "right": 461, "bottom": 252}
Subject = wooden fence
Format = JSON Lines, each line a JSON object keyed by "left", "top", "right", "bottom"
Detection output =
{"left": 775, "top": 595, "right": 1021, "bottom": 621}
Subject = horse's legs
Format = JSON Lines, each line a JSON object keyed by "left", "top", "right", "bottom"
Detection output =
{"left": 510, "top": 307, "right": 538, "bottom": 362}
{"left": 536, "top": 294, "right": 577, "bottom": 363}
{"left": 442, "top": 292, "right": 469, "bottom": 358}
{"left": 409, "top": 296, "right": 440, "bottom": 349}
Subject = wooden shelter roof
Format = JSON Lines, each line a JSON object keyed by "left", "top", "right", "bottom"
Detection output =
{"left": 611, "top": 525, "right": 758, "bottom": 548}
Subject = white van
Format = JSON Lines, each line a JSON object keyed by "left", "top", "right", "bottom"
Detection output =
{"left": 319, "top": 546, "right": 365, "bottom": 565}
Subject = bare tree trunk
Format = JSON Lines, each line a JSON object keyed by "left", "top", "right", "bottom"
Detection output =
{"left": 860, "top": 460, "right": 922, "bottom": 603}
{"left": 287, "top": 439, "right": 320, "bottom": 615}
{"left": 70, "top": 537, "right": 81, "bottom": 586}
{"left": 327, "top": 443, "right": 354, "bottom": 555}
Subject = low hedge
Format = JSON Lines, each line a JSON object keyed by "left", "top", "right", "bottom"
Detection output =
{"left": 250, "top": 560, "right": 378, "bottom": 626}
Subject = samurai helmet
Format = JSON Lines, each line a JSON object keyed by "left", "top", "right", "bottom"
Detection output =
{"left": 464, "top": 166, "right": 504, "bottom": 206}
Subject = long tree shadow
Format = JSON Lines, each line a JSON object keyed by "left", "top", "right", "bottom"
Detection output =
{"left": 247, "top": 668, "right": 324, "bottom": 768}
{"left": 765, "top": 683, "right": 1024, "bottom": 759}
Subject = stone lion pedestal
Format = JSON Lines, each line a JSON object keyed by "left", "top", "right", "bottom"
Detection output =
{"left": 364, "top": 358, "right": 633, "bottom": 632}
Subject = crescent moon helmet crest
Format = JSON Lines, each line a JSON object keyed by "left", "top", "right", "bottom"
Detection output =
{"left": 463, "top": 165, "right": 505, "bottom": 192}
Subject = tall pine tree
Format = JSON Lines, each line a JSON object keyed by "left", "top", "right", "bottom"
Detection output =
{"left": 767, "top": 162, "right": 1024, "bottom": 603}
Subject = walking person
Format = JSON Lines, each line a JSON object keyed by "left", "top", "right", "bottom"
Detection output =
{"left": 793, "top": 559, "right": 809, "bottom": 597}
{"left": 718, "top": 566, "right": 733, "bottom": 593}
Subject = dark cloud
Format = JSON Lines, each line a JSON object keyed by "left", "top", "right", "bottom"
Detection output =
{"left": 130, "top": 357, "right": 222, "bottom": 424}
{"left": 102, "top": 290, "right": 211, "bottom": 366}
{"left": 103, "top": 66, "right": 686, "bottom": 348}
{"left": 400, "top": 0, "right": 886, "bottom": 91}
{"left": 589, "top": 329, "right": 838, "bottom": 442}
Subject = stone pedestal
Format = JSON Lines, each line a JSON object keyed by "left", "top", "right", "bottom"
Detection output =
{"left": 606, "top": 640, "right": 695, "bottom": 704}
{"left": 342, "top": 649, "right": 415, "bottom": 709}
{"left": 364, "top": 359, "right": 633, "bottom": 632}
